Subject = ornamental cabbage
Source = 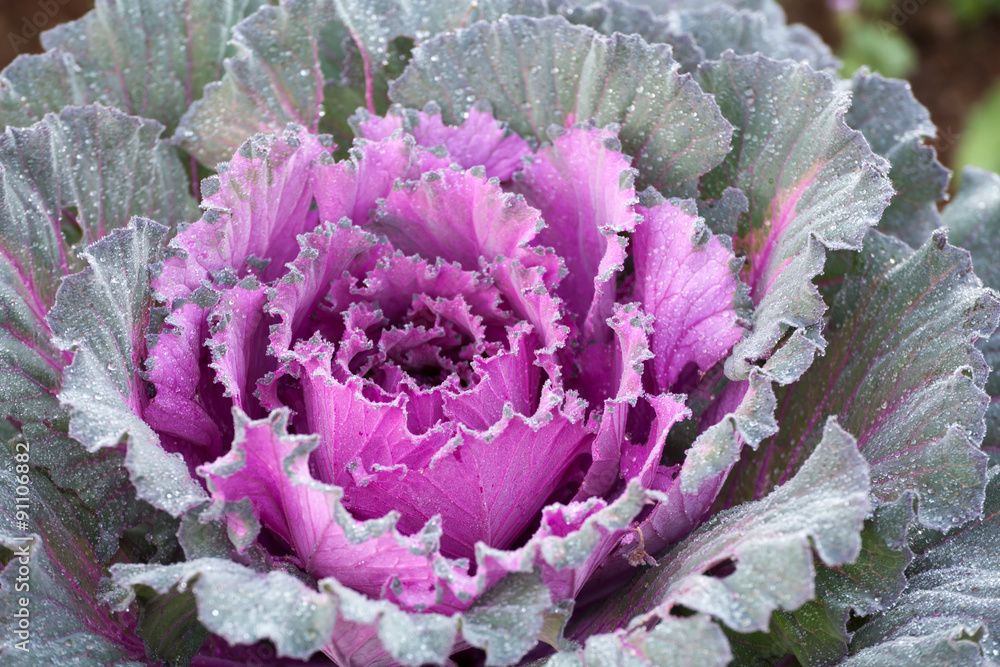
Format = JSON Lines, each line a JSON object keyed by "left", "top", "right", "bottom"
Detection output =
{"left": 1, "top": 1, "right": 999, "bottom": 666}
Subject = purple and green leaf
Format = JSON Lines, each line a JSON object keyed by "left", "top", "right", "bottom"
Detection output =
{"left": 697, "top": 52, "right": 893, "bottom": 383}
{"left": 720, "top": 230, "right": 998, "bottom": 530}
{"left": 391, "top": 15, "right": 733, "bottom": 196}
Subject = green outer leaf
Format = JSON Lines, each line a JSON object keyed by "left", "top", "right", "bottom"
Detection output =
{"left": 943, "top": 167, "right": 1000, "bottom": 449}
{"left": 49, "top": 219, "right": 207, "bottom": 516}
{"left": 540, "top": 614, "right": 733, "bottom": 667}
{"left": 572, "top": 418, "right": 870, "bottom": 638}
{"left": 665, "top": 4, "right": 837, "bottom": 74}
{"left": 696, "top": 52, "right": 893, "bottom": 383}
{"left": 844, "top": 629, "right": 988, "bottom": 667}
{"left": 462, "top": 572, "right": 553, "bottom": 666}
{"left": 390, "top": 15, "right": 733, "bottom": 195}
{"left": 136, "top": 587, "right": 210, "bottom": 667}
{"left": 0, "top": 0, "right": 256, "bottom": 134}
{"left": 110, "top": 555, "right": 552, "bottom": 665}
{"left": 843, "top": 69, "right": 949, "bottom": 249}
{"left": 0, "top": 450, "right": 145, "bottom": 666}
{"left": 730, "top": 494, "right": 915, "bottom": 666}
{"left": 845, "top": 455, "right": 1000, "bottom": 665}
{"left": 723, "top": 230, "right": 998, "bottom": 531}
{"left": 22, "top": 425, "right": 171, "bottom": 565}
{"left": 0, "top": 51, "right": 91, "bottom": 128}
{"left": 109, "top": 558, "right": 340, "bottom": 661}
{"left": 556, "top": 0, "right": 703, "bottom": 72}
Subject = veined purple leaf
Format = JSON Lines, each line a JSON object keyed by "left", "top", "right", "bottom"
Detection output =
{"left": 0, "top": 461, "right": 146, "bottom": 664}
{"left": 353, "top": 101, "right": 532, "bottom": 181}
{"left": 376, "top": 162, "right": 545, "bottom": 272}
{"left": 312, "top": 132, "right": 451, "bottom": 227}
{"left": 338, "top": 382, "right": 592, "bottom": 559}
{"left": 943, "top": 167, "right": 1000, "bottom": 448}
{"left": 844, "top": 69, "right": 949, "bottom": 249}
{"left": 390, "top": 15, "right": 733, "bottom": 196}
{"left": 632, "top": 193, "right": 747, "bottom": 393}
{"left": 199, "top": 408, "right": 478, "bottom": 609}
{"left": 606, "top": 370, "right": 776, "bottom": 571}
{"left": 205, "top": 277, "right": 271, "bottom": 411}
{"left": 0, "top": 0, "right": 258, "bottom": 133}
{"left": 160, "top": 127, "right": 332, "bottom": 299}
{"left": 697, "top": 52, "right": 893, "bottom": 383}
{"left": 573, "top": 305, "right": 688, "bottom": 500}
{"left": 572, "top": 419, "right": 869, "bottom": 639}
{"left": 265, "top": 220, "right": 379, "bottom": 360}
{"left": 845, "top": 454, "right": 1000, "bottom": 665}
{"left": 50, "top": 219, "right": 207, "bottom": 516}
{"left": 514, "top": 124, "right": 641, "bottom": 335}
{"left": 148, "top": 128, "right": 340, "bottom": 449}
{"left": 721, "top": 230, "right": 999, "bottom": 530}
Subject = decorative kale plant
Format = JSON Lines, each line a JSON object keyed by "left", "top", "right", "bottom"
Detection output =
{"left": 1, "top": 0, "right": 999, "bottom": 665}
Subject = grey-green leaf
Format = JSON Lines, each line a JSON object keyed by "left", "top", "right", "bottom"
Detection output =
{"left": 844, "top": 69, "right": 949, "bottom": 248}
{"left": 732, "top": 494, "right": 915, "bottom": 666}
{"left": 109, "top": 558, "right": 339, "bottom": 660}
{"left": 390, "top": 15, "right": 733, "bottom": 195}
{"left": 664, "top": 4, "right": 837, "bottom": 73}
{"left": 541, "top": 615, "right": 732, "bottom": 667}
{"left": 943, "top": 166, "right": 1000, "bottom": 449}
{"left": 0, "top": 105, "right": 196, "bottom": 441}
{"left": 178, "top": 0, "right": 551, "bottom": 165}
{"left": 846, "top": 455, "right": 1000, "bottom": 665}
{"left": 463, "top": 572, "right": 553, "bottom": 666}
{"left": 697, "top": 52, "right": 893, "bottom": 384}
{"left": 176, "top": 0, "right": 338, "bottom": 165}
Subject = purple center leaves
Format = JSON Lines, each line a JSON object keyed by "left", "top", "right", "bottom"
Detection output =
{"left": 135, "top": 100, "right": 754, "bottom": 661}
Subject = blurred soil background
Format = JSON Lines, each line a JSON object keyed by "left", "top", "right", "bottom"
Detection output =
{"left": 784, "top": 0, "right": 1000, "bottom": 184}
{"left": 2, "top": 0, "right": 1000, "bottom": 184}
{"left": 0, "top": 0, "right": 91, "bottom": 67}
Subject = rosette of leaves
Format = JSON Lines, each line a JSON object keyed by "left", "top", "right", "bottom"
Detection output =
{"left": 1, "top": 1, "right": 998, "bottom": 666}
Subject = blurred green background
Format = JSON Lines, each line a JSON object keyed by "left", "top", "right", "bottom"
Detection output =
{"left": 785, "top": 0, "right": 1000, "bottom": 187}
